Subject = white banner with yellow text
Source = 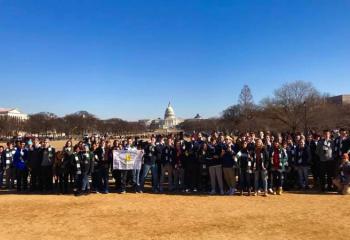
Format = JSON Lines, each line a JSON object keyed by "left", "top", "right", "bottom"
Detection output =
{"left": 112, "top": 149, "right": 143, "bottom": 170}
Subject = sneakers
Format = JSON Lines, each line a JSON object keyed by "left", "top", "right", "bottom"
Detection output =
{"left": 268, "top": 188, "right": 274, "bottom": 194}
{"left": 209, "top": 190, "right": 216, "bottom": 195}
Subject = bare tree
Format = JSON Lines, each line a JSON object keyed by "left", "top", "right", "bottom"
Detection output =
{"left": 0, "top": 116, "right": 25, "bottom": 137}
{"left": 63, "top": 111, "right": 98, "bottom": 136}
{"left": 261, "top": 81, "right": 321, "bottom": 133}
{"left": 25, "top": 112, "right": 58, "bottom": 136}
{"left": 239, "top": 85, "right": 254, "bottom": 111}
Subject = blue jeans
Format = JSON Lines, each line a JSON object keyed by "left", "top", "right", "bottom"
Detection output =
{"left": 254, "top": 170, "right": 268, "bottom": 192}
{"left": 133, "top": 169, "right": 141, "bottom": 191}
{"left": 74, "top": 174, "right": 82, "bottom": 193}
{"left": 141, "top": 163, "right": 159, "bottom": 191}
{"left": 297, "top": 166, "right": 308, "bottom": 188}
{"left": 81, "top": 173, "right": 90, "bottom": 191}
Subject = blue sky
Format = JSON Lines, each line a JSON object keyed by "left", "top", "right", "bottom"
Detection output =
{"left": 0, "top": 0, "right": 349, "bottom": 120}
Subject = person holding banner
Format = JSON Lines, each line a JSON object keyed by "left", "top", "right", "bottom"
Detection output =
{"left": 126, "top": 138, "right": 135, "bottom": 193}
{"left": 111, "top": 140, "right": 122, "bottom": 191}
{"left": 160, "top": 138, "right": 175, "bottom": 192}
{"left": 112, "top": 138, "right": 143, "bottom": 193}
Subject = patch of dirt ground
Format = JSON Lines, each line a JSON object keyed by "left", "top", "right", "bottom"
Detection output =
{"left": 0, "top": 192, "right": 349, "bottom": 240}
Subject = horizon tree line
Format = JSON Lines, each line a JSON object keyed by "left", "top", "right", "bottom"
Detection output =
{"left": 1, "top": 80, "right": 350, "bottom": 138}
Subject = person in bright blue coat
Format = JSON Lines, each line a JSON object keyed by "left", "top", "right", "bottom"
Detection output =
{"left": 13, "top": 141, "right": 29, "bottom": 192}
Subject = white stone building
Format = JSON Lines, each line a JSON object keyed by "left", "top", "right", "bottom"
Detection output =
{"left": 0, "top": 108, "right": 29, "bottom": 121}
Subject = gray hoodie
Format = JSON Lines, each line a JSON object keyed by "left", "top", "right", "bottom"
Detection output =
{"left": 316, "top": 139, "right": 334, "bottom": 162}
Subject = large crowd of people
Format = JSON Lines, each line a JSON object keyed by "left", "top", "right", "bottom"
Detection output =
{"left": 1, "top": 129, "right": 350, "bottom": 196}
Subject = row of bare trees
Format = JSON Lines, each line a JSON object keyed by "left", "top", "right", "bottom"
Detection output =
{"left": 0, "top": 111, "right": 147, "bottom": 138}
{"left": 180, "top": 81, "right": 350, "bottom": 134}
{"left": 1, "top": 80, "right": 349, "bottom": 137}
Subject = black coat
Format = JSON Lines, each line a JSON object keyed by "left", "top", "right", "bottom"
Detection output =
{"left": 161, "top": 145, "right": 176, "bottom": 165}
{"left": 252, "top": 148, "right": 270, "bottom": 171}
{"left": 27, "top": 147, "right": 42, "bottom": 170}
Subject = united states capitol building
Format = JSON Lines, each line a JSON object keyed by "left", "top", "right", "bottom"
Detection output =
{"left": 139, "top": 102, "right": 202, "bottom": 130}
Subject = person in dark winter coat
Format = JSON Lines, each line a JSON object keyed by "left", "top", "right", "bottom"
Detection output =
{"left": 173, "top": 141, "right": 185, "bottom": 192}
{"left": 197, "top": 142, "right": 211, "bottom": 192}
{"left": 91, "top": 142, "right": 101, "bottom": 193}
{"left": 295, "top": 140, "right": 311, "bottom": 189}
{"left": 3, "top": 142, "right": 16, "bottom": 189}
{"left": 160, "top": 138, "right": 175, "bottom": 192}
{"left": 95, "top": 140, "right": 110, "bottom": 194}
{"left": 39, "top": 138, "right": 56, "bottom": 192}
{"left": 27, "top": 138, "right": 42, "bottom": 192}
{"left": 333, "top": 153, "right": 350, "bottom": 195}
{"left": 237, "top": 141, "right": 254, "bottom": 196}
{"left": 0, "top": 146, "right": 5, "bottom": 188}
{"left": 270, "top": 141, "right": 288, "bottom": 195}
{"left": 71, "top": 145, "right": 82, "bottom": 196}
{"left": 221, "top": 137, "right": 237, "bottom": 195}
{"left": 208, "top": 138, "right": 224, "bottom": 195}
{"left": 183, "top": 140, "right": 199, "bottom": 193}
{"left": 80, "top": 144, "right": 94, "bottom": 194}
{"left": 140, "top": 136, "right": 159, "bottom": 193}
{"left": 13, "top": 141, "right": 28, "bottom": 192}
{"left": 316, "top": 130, "right": 336, "bottom": 192}
{"left": 253, "top": 139, "right": 270, "bottom": 197}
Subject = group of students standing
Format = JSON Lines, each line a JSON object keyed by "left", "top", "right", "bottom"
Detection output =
{"left": 1, "top": 129, "right": 350, "bottom": 196}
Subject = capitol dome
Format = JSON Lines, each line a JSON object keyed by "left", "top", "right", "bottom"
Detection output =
{"left": 164, "top": 102, "right": 175, "bottom": 119}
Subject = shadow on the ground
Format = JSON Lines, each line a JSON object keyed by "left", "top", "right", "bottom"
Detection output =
{"left": 0, "top": 187, "right": 342, "bottom": 197}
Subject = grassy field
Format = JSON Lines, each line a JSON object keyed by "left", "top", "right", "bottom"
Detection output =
{"left": 0, "top": 140, "right": 76, "bottom": 150}
{"left": 0, "top": 192, "right": 348, "bottom": 240}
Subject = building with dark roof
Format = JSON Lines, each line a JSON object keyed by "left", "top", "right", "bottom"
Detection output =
{"left": 327, "top": 95, "right": 350, "bottom": 105}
